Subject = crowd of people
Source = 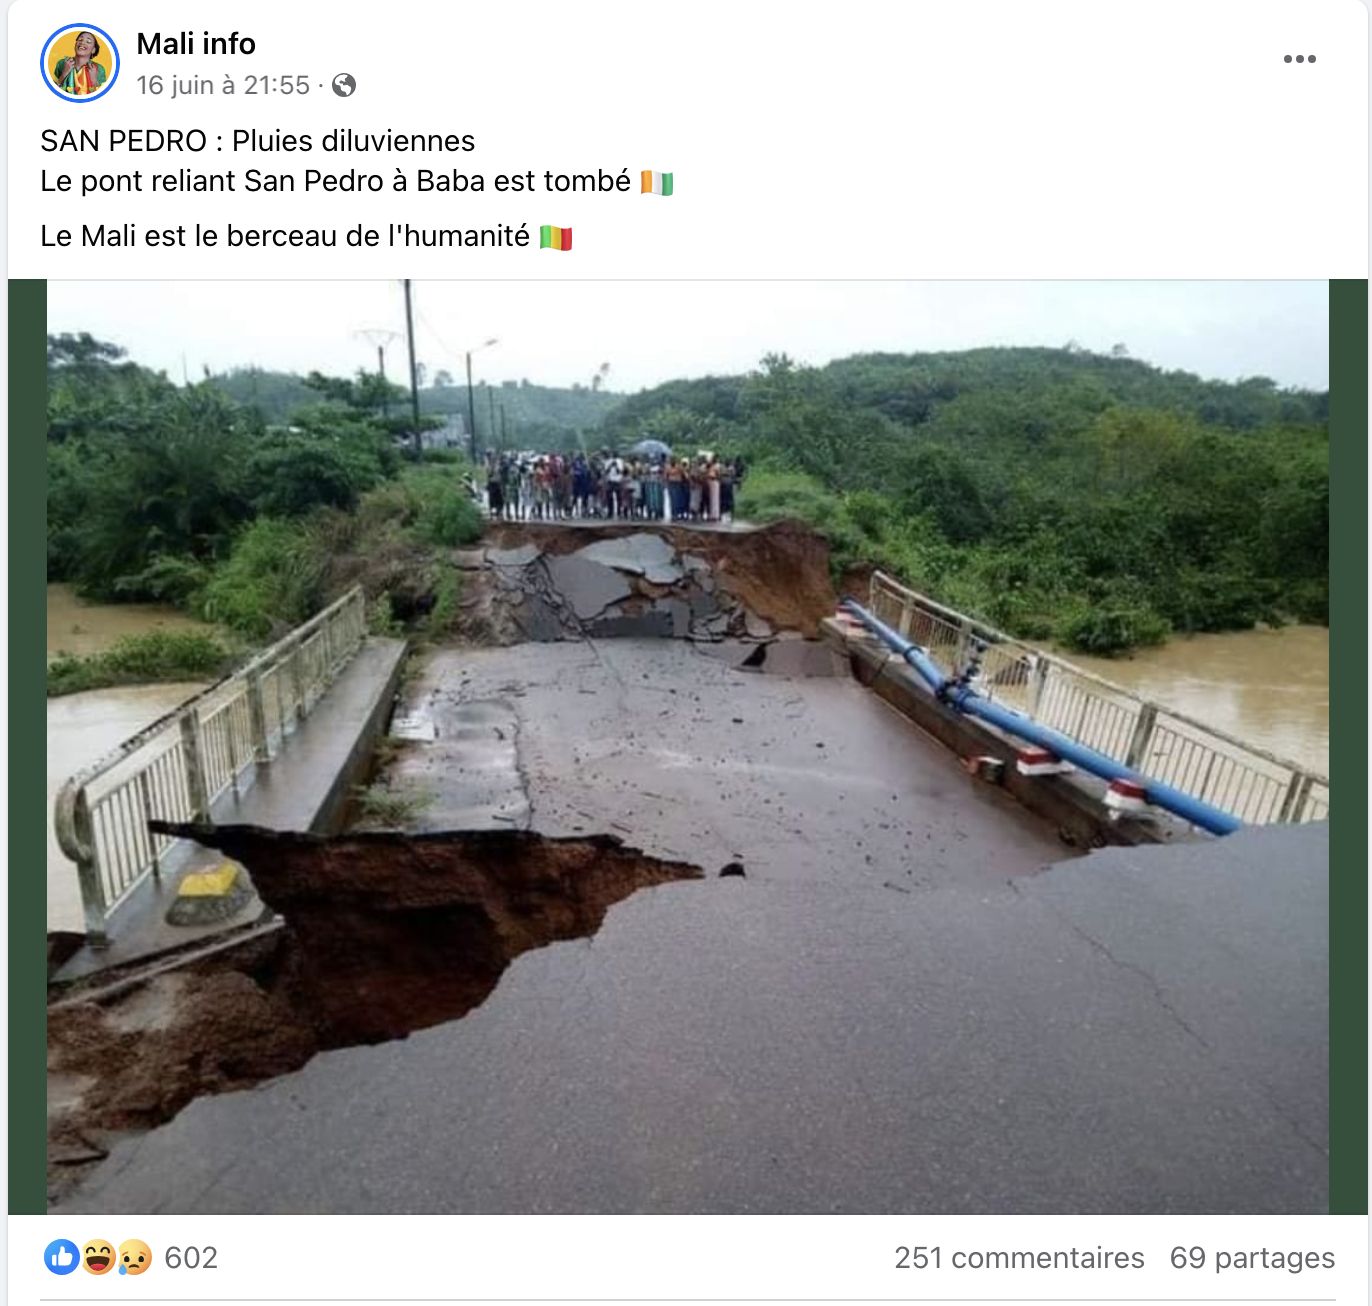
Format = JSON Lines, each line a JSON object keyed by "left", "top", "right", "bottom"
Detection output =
{"left": 482, "top": 450, "right": 746, "bottom": 523}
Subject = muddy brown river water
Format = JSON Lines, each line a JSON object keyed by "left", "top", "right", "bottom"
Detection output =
{"left": 1062, "top": 625, "right": 1329, "bottom": 776}
{"left": 46, "top": 585, "right": 217, "bottom": 932}
{"left": 47, "top": 582, "right": 216, "bottom": 661}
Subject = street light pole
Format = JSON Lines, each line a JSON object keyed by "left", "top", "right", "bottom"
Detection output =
{"left": 402, "top": 280, "right": 422, "bottom": 459}
{"left": 465, "top": 351, "right": 477, "bottom": 463}
{"left": 464, "top": 337, "right": 499, "bottom": 463}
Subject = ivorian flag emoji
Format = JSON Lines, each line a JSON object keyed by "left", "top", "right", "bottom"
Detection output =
{"left": 540, "top": 225, "right": 572, "bottom": 251}
{"left": 641, "top": 170, "right": 673, "bottom": 195}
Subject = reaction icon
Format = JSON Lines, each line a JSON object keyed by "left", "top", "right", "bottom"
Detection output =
{"left": 118, "top": 1240, "right": 153, "bottom": 1275}
{"left": 44, "top": 1240, "right": 80, "bottom": 1275}
{"left": 82, "top": 1240, "right": 115, "bottom": 1274}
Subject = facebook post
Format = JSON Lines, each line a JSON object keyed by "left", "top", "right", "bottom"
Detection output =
{"left": 6, "top": 3, "right": 1367, "bottom": 1306}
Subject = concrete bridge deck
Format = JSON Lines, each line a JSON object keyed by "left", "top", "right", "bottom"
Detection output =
{"left": 57, "top": 637, "right": 1327, "bottom": 1214}
{"left": 53, "top": 636, "right": 407, "bottom": 982}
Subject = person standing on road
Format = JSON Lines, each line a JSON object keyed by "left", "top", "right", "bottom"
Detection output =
{"left": 556, "top": 454, "right": 573, "bottom": 519}
{"left": 605, "top": 454, "right": 625, "bottom": 518}
{"left": 519, "top": 456, "right": 535, "bottom": 520}
{"left": 501, "top": 454, "right": 520, "bottom": 521}
{"left": 572, "top": 453, "right": 590, "bottom": 518}
{"left": 666, "top": 457, "right": 685, "bottom": 520}
{"left": 645, "top": 457, "right": 664, "bottom": 520}
{"left": 486, "top": 458, "right": 505, "bottom": 520}
{"left": 706, "top": 457, "right": 722, "bottom": 523}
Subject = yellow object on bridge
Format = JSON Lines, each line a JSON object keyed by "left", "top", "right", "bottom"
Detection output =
{"left": 176, "top": 862, "right": 242, "bottom": 898}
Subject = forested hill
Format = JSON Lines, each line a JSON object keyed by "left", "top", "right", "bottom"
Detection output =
{"left": 211, "top": 367, "right": 622, "bottom": 441}
{"left": 597, "top": 347, "right": 1328, "bottom": 653}
{"left": 599, "top": 347, "right": 1326, "bottom": 444}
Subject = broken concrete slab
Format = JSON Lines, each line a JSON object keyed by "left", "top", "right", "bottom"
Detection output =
{"left": 588, "top": 609, "right": 676, "bottom": 640}
{"left": 511, "top": 595, "right": 568, "bottom": 644}
{"left": 744, "top": 612, "right": 774, "bottom": 640}
{"left": 544, "top": 554, "right": 634, "bottom": 622}
{"left": 688, "top": 591, "right": 720, "bottom": 620}
{"left": 487, "top": 543, "right": 542, "bottom": 568}
{"left": 574, "top": 534, "right": 684, "bottom": 585}
{"left": 695, "top": 612, "right": 731, "bottom": 638}
{"left": 450, "top": 549, "right": 488, "bottom": 571}
{"left": 661, "top": 599, "right": 692, "bottom": 638}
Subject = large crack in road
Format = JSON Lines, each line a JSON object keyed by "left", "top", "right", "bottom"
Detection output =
{"left": 47, "top": 827, "right": 704, "bottom": 1199}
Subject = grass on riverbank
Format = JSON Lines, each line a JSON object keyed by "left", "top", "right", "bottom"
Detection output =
{"left": 47, "top": 630, "right": 236, "bottom": 698}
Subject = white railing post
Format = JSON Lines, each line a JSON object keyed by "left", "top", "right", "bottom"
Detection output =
{"left": 72, "top": 789, "right": 108, "bottom": 945}
{"left": 1278, "top": 771, "right": 1314, "bottom": 823}
{"left": 179, "top": 709, "right": 210, "bottom": 820}
{"left": 288, "top": 639, "right": 306, "bottom": 723}
{"left": 1025, "top": 657, "right": 1049, "bottom": 720}
{"left": 953, "top": 617, "right": 973, "bottom": 671}
{"left": 1125, "top": 703, "right": 1159, "bottom": 770}
{"left": 137, "top": 770, "right": 161, "bottom": 880}
{"left": 247, "top": 668, "right": 270, "bottom": 762}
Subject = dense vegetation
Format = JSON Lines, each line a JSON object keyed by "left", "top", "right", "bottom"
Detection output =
{"left": 48, "top": 334, "right": 483, "bottom": 646}
{"left": 47, "top": 335, "right": 1328, "bottom": 657}
{"left": 599, "top": 349, "right": 1328, "bottom": 652}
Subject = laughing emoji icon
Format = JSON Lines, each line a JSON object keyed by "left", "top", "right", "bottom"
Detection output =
{"left": 82, "top": 1241, "right": 114, "bottom": 1275}
{"left": 117, "top": 1240, "right": 152, "bottom": 1275}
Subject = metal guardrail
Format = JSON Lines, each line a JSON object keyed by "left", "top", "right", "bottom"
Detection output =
{"left": 867, "top": 571, "right": 1329, "bottom": 827}
{"left": 53, "top": 587, "right": 369, "bottom": 945}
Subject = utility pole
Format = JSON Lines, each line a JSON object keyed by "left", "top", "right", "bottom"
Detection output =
{"left": 402, "top": 279, "right": 421, "bottom": 459}
{"left": 464, "top": 337, "right": 499, "bottom": 464}
{"left": 356, "top": 328, "right": 401, "bottom": 420}
{"left": 465, "top": 352, "right": 478, "bottom": 464}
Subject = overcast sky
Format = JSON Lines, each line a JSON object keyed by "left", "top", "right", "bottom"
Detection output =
{"left": 49, "top": 281, "right": 1329, "bottom": 393}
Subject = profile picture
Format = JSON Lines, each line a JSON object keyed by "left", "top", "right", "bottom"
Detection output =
{"left": 41, "top": 24, "right": 119, "bottom": 102}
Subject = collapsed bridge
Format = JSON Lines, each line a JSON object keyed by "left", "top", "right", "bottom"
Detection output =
{"left": 48, "top": 519, "right": 1329, "bottom": 1216}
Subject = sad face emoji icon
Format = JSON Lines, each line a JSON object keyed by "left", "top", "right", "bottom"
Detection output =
{"left": 117, "top": 1241, "right": 152, "bottom": 1275}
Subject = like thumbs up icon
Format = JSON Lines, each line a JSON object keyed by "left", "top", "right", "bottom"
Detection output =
{"left": 45, "top": 1240, "right": 80, "bottom": 1275}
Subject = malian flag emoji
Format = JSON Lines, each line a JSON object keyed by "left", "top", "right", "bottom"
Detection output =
{"left": 640, "top": 170, "right": 673, "bottom": 196}
{"left": 539, "top": 225, "right": 572, "bottom": 251}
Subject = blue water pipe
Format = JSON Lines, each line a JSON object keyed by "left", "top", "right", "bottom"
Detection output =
{"left": 838, "top": 597, "right": 1241, "bottom": 836}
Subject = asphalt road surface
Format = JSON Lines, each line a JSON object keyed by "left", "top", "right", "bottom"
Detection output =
{"left": 59, "top": 639, "right": 1327, "bottom": 1213}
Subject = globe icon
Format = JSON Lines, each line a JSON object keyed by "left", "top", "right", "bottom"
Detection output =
{"left": 332, "top": 73, "right": 356, "bottom": 97}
